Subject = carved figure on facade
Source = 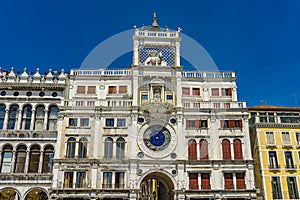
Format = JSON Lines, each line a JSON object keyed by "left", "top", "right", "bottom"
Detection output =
{"left": 144, "top": 51, "right": 167, "bottom": 66}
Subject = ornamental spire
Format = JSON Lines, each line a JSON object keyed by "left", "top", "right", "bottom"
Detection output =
{"left": 151, "top": 12, "right": 160, "bottom": 30}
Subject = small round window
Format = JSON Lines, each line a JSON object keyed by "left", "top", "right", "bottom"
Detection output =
{"left": 52, "top": 92, "right": 58, "bottom": 97}
{"left": 137, "top": 117, "right": 145, "bottom": 124}
{"left": 26, "top": 91, "right": 32, "bottom": 97}
{"left": 0, "top": 91, "right": 6, "bottom": 96}
{"left": 13, "top": 91, "right": 19, "bottom": 96}
{"left": 39, "top": 92, "right": 45, "bottom": 97}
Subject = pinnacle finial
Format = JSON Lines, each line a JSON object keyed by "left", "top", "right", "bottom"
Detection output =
{"left": 154, "top": 12, "right": 156, "bottom": 18}
{"left": 151, "top": 12, "right": 159, "bottom": 29}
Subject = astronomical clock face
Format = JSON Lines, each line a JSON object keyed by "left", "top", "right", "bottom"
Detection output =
{"left": 138, "top": 123, "right": 176, "bottom": 158}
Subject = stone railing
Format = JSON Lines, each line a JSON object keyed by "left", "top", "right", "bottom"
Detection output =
{"left": 71, "top": 69, "right": 131, "bottom": 76}
{"left": 182, "top": 71, "right": 235, "bottom": 79}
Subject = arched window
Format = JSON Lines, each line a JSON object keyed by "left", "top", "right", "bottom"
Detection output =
{"left": 43, "top": 145, "right": 54, "bottom": 173}
{"left": 47, "top": 106, "right": 58, "bottom": 130}
{"left": 222, "top": 139, "right": 231, "bottom": 160}
{"left": 116, "top": 137, "right": 125, "bottom": 159}
{"left": 35, "top": 105, "right": 45, "bottom": 131}
{"left": 0, "top": 104, "right": 5, "bottom": 130}
{"left": 188, "top": 139, "right": 197, "bottom": 160}
{"left": 14, "top": 145, "right": 27, "bottom": 173}
{"left": 1, "top": 145, "right": 13, "bottom": 173}
{"left": 66, "top": 137, "right": 76, "bottom": 158}
{"left": 200, "top": 139, "right": 208, "bottom": 160}
{"left": 28, "top": 145, "right": 40, "bottom": 173}
{"left": 21, "top": 105, "right": 32, "bottom": 130}
{"left": 233, "top": 139, "right": 243, "bottom": 160}
{"left": 78, "top": 138, "right": 87, "bottom": 158}
{"left": 104, "top": 137, "right": 113, "bottom": 158}
{"left": 8, "top": 105, "right": 19, "bottom": 130}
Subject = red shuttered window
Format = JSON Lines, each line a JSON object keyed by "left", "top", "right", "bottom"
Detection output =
{"left": 234, "top": 139, "right": 243, "bottom": 160}
{"left": 188, "top": 139, "right": 197, "bottom": 160}
{"left": 189, "top": 173, "right": 198, "bottom": 190}
{"left": 200, "top": 139, "right": 208, "bottom": 160}
{"left": 222, "top": 139, "right": 231, "bottom": 160}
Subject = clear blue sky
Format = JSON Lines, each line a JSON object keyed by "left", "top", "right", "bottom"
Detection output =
{"left": 0, "top": 0, "right": 299, "bottom": 106}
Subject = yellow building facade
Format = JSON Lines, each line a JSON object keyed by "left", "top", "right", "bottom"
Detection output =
{"left": 249, "top": 106, "right": 300, "bottom": 199}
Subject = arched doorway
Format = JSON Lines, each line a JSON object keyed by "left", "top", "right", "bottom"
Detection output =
{"left": 139, "top": 172, "right": 175, "bottom": 200}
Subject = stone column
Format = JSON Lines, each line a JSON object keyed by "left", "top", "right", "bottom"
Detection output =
{"left": 17, "top": 109, "right": 22, "bottom": 130}
{"left": 175, "top": 42, "right": 181, "bottom": 66}
{"left": 24, "top": 150, "right": 30, "bottom": 173}
{"left": 230, "top": 140, "right": 234, "bottom": 160}
{"left": 93, "top": 116, "right": 100, "bottom": 158}
{"left": 91, "top": 165, "right": 98, "bottom": 189}
{"left": 43, "top": 110, "right": 49, "bottom": 130}
{"left": 233, "top": 173, "right": 237, "bottom": 189}
{"left": 38, "top": 150, "right": 44, "bottom": 173}
{"left": 3, "top": 109, "right": 9, "bottom": 130}
{"left": 30, "top": 109, "right": 36, "bottom": 130}
{"left": 196, "top": 139, "right": 200, "bottom": 160}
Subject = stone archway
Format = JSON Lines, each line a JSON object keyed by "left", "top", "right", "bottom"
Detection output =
{"left": 0, "top": 188, "right": 20, "bottom": 200}
{"left": 24, "top": 188, "right": 48, "bottom": 200}
{"left": 139, "top": 172, "right": 175, "bottom": 200}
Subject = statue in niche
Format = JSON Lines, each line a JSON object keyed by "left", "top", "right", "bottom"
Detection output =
{"left": 153, "top": 89, "right": 161, "bottom": 101}
{"left": 144, "top": 51, "right": 167, "bottom": 66}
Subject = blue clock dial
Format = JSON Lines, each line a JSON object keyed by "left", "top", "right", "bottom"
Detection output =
{"left": 143, "top": 125, "right": 171, "bottom": 151}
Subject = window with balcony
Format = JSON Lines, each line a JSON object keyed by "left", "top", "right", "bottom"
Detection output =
{"left": 266, "top": 132, "right": 275, "bottom": 145}
{"left": 188, "top": 139, "right": 197, "bottom": 160}
{"left": 233, "top": 139, "right": 243, "bottom": 160}
{"left": 108, "top": 86, "right": 117, "bottom": 94}
{"left": 287, "top": 177, "right": 299, "bottom": 199}
{"left": 278, "top": 112, "right": 300, "bottom": 123}
{"left": 69, "top": 118, "right": 78, "bottom": 127}
{"left": 211, "top": 88, "right": 219, "bottom": 96}
{"left": 269, "top": 151, "right": 279, "bottom": 169}
{"left": 34, "top": 105, "right": 45, "bottom": 131}
{"left": 64, "top": 172, "right": 74, "bottom": 188}
{"left": 78, "top": 137, "right": 88, "bottom": 158}
{"left": 115, "top": 172, "right": 125, "bottom": 188}
{"left": 201, "top": 173, "right": 210, "bottom": 189}
{"left": 119, "top": 86, "right": 127, "bottom": 94}
{"left": 103, "top": 172, "right": 112, "bottom": 188}
{"left": 42, "top": 145, "right": 54, "bottom": 173}
{"left": 0, "top": 104, "right": 5, "bottom": 129}
{"left": 236, "top": 173, "right": 246, "bottom": 189}
{"left": 8, "top": 105, "right": 19, "bottom": 130}
{"left": 1, "top": 145, "right": 13, "bottom": 173}
{"left": 106, "top": 118, "right": 114, "bottom": 127}
{"left": 271, "top": 177, "right": 282, "bottom": 199}
{"left": 80, "top": 118, "right": 89, "bottom": 127}
{"left": 28, "top": 145, "right": 40, "bottom": 173}
{"left": 182, "top": 87, "right": 190, "bottom": 95}
{"left": 221, "top": 88, "right": 232, "bottom": 96}
{"left": 282, "top": 132, "right": 291, "bottom": 146}
{"left": 66, "top": 137, "right": 76, "bottom": 158}
{"left": 285, "top": 151, "right": 295, "bottom": 169}
{"left": 77, "top": 86, "right": 85, "bottom": 94}
{"left": 189, "top": 173, "right": 198, "bottom": 190}
{"left": 87, "top": 86, "right": 96, "bottom": 94}
{"left": 76, "top": 172, "right": 86, "bottom": 188}
{"left": 192, "top": 88, "right": 200, "bottom": 96}
{"left": 116, "top": 137, "right": 125, "bottom": 159}
{"left": 117, "top": 119, "right": 126, "bottom": 127}
{"left": 200, "top": 139, "right": 208, "bottom": 160}
{"left": 222, "top": 139, "right": 231, "bottom": 160}
{"left": 104, "top": 137, "right": 113, "bottom": 158}
{"left": 224, "top": 173, "right": 234, "bottom": 189}
{"left": 14, "top": 145, "right": 26, "bottom": 173}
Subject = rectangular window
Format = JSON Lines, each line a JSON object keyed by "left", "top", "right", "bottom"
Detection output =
{"left": 80, "top": 118, "right": 89, "bottom": 127}
{"left": 236, "top": 173, "right": 246, "bottom": 189}
{"left": 266, "top": 132, "right": 275, "bottom": 145}
{"left": 64, "top": 172, "right": 74, "bottom": 188}
{"left": 224, "top": 173, "right": 234, "bottom": 189}
{"left": 106, "top": 119, "right": 114, "bottom": 127}
{"left": 186, "top": 120, "right": 207, "bottom": 128}
{"left": 287, "top": 177, "right": 299, "bottom": 199}
{"left": 271, "top": 177, "right": 282, "bottom": 199}
{"left": 108, "top": 86, "right": 117, "bottom": 94}
{"left": 117, "top": 119, "right": 126, "bottom": 127}
{"left": 201, "top": 173, "right": 210, "bottom": 189}
{"left": 189, "top": 173, "right": 198, "bottom": 190}
{"left": 220, "top": 120, "right": 242, "bottom": 128}
{"left": 115, "top": 172, "right": 125, "bottom": 188}
{"left": 282, "top": 132, "right": 291, "bottom": 145}
{"left": 285, "top": 151, "right": 295, "bottom": 169}
{"left": 141, "top": 94, "right": 148, "bottom": 100}
{"left": 259, "top": 112, "right": 267, "bottom": 123}
{"left": 211, "top": 88, "right": 219, "bottom": 96}
{"left": 167, "top": 95, "right": 173, "bottom": 100}
{"left": 76, "top": 172, "right": 86, "bottom": 188}
{"left": 119, "top": 86, "right": 127, "bottom": 93}
{"left": 269, "top": 151, "right": 279, "bottom": 169}
{"left": 87, "top": 86, "right": 96, "bottom": 94}
{"left": 182, "top": 87, "right": 190, "bottom": 95}
{"left": 221, "top": 88, "right": 232, "bottom": 96}
{"left": 296, "top": 133, "right": 300, "bottom": 146}
{"left": 268, "top": 113, "right": 275, "bottom": 122}
{"left": 1, "top": 152, "right": 12, "bottom": 173}
{"left": 77, "top": 86, "right": 85, "bottom": 94}
{"left": 103, "top": 172, "right": 112, "bottom": 188}
{"left": 69, "top": 118, "right": 78, "bottom": 127}
{"left": 192, "top": 88, "right": 200, "bottom": 96}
